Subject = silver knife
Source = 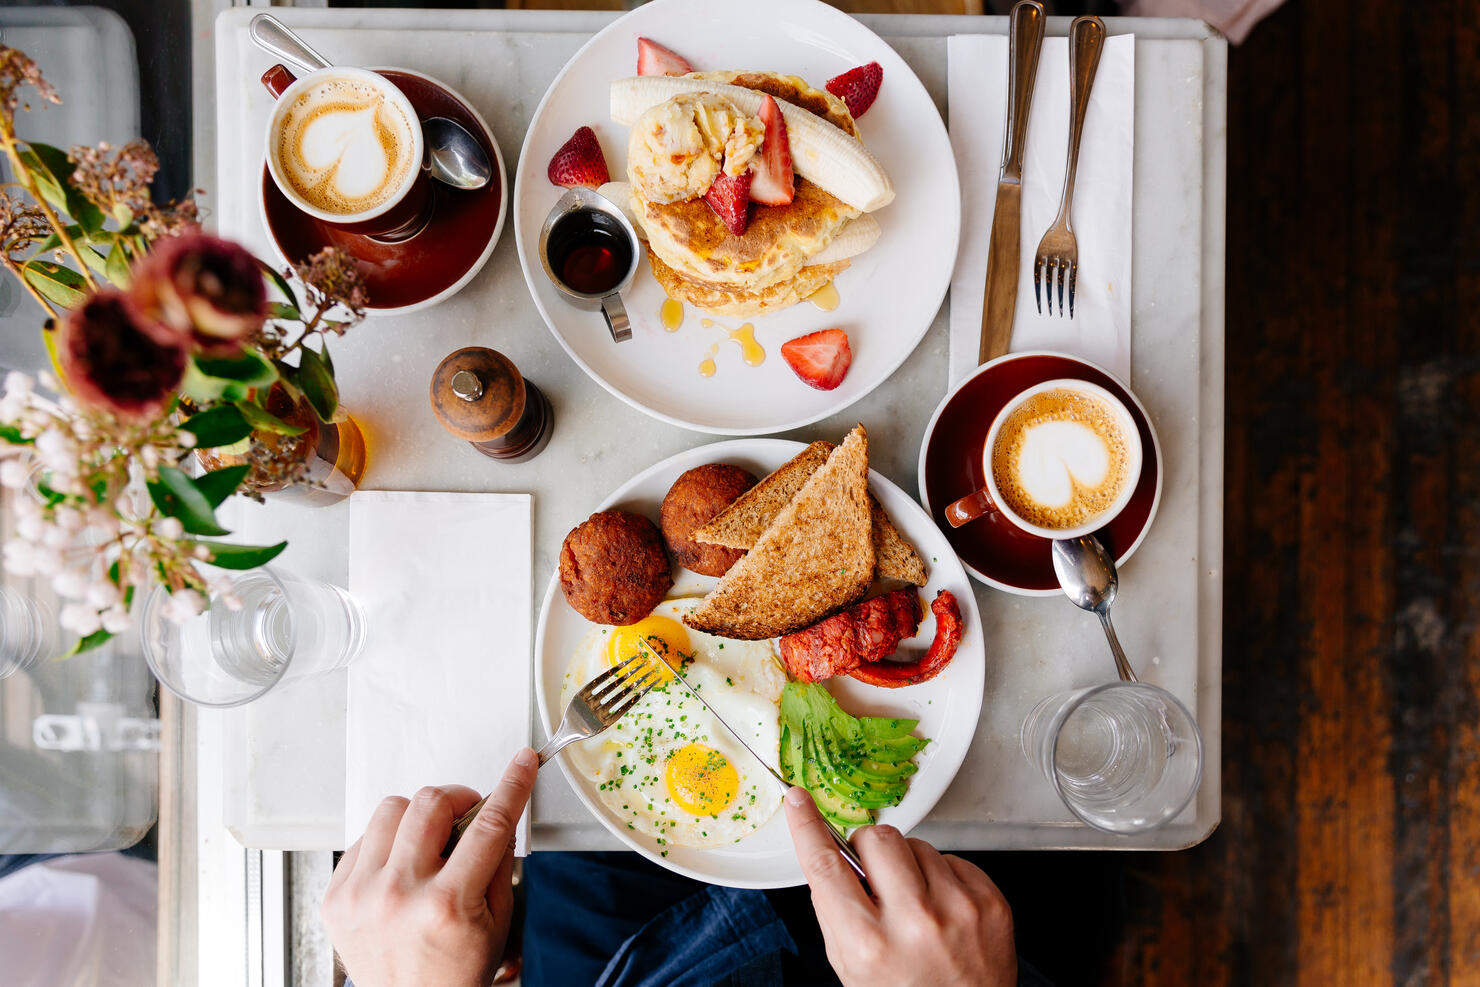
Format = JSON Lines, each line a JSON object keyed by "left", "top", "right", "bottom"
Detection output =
{"left": 634, "top": 638, "right": 869, "bottom": 883}
{"left": 978, "top": 0, "right": 1046, "bottom": 365}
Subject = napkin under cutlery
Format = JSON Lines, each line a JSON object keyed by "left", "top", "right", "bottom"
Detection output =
{"left": 947, "top": 34, "right": 1135, "bottom": 385}
{"left": 346, "top": 490, "right": 533, "bottom": 853}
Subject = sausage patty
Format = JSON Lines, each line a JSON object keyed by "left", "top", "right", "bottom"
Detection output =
{"left": 559, "top": 509, "right": 673, "bottom": 625}
{"left": 659, "top": 464, "right": 757, "bottom": 577}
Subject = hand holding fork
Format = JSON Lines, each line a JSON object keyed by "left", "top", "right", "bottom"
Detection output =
{"left": 1034, "top": 15, "right": 1106, "bottom": 319}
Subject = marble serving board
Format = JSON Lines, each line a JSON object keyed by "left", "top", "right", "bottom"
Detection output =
{"left": 207, "top": 8, "right": 1225, "bottom": 852}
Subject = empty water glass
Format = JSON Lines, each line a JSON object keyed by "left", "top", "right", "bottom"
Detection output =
{"left": 140, "top": 567, "right": 366, "bottom": 707}
{"left": 1021, "top": 681, "right": 1202, "bottom": 834}
{"left": 0, "top": 585, "right": 60, "bottom": 679}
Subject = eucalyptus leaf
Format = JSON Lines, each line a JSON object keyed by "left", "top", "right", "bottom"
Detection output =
{"left": 21, "top": 143, "right": 106, "bottom": 233}
{"left": 192, "top": 539, "right": 288, "bottom": 571}
{"left": 297, "top": 347, "right": 338, "bottom": 423}
{"left": 192, "top": 350, "right": 277, "bottom": 388}
{"left": 259, "top": 260, "right": 300, "bottom": 312}
{"left": 146, "top": 466, "right": 230, "bottom": 537}
{"left": 236, "top": 399, "right": 306, "bottom": 436}
{"left": 194, "top": 465, "right": 250, "bottom": 509}
{"left": 23, "top": 261, "right": 88, "bottom": 308}
{"left": 78, "top": 245, "right": 110, "bottom": 279}
{"left": 105, "top": 239, "right": 131, "bottom": 287}
{"left": 180, "top": 405, "right": 253, "bottom": 448}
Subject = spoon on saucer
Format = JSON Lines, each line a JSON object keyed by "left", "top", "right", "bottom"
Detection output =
{"left": 248, "top": 13, "right": 492, "bottom": 190}
{"left": 1051, "top": 534, "right": 1138, "bottom": 682}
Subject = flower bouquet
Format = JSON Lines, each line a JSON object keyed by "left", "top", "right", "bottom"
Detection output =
{"left": 0, "top": 47, "right": 369, "bottom": 656}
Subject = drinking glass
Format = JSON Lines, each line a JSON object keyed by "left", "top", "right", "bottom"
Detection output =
{"left": 1021, "top": 681, "right": 1202, "bottom": 834}
{"left": 0, "top": 585, "right": 60, "bottom": 679}
{"left": 140, "top": 567, "right": 366, "bottom": 707}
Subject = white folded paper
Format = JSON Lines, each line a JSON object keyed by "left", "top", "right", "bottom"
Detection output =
{"left": 345, "top": 491, "right": 533, "bottom": 853}
{"left": 947, "top": 34, "right": 1135, "bottom": 385}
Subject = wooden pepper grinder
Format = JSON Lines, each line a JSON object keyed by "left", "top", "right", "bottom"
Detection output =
{"left": 430, "top": 347, "right": 554, "bottom": 463}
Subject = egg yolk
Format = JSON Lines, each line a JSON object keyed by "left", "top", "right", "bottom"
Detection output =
{"left": 665, "top": 743, "right": 739, "bottom": 816}
{"left": 607, "top": 615, "right": 689, "bottom": 683}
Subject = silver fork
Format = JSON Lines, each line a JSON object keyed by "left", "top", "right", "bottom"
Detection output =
{"left": 1033, "top": 15, "right": 1106, "bottom": 319}
{"left": 442, "top": 653, "right": 663, "bottom": 855}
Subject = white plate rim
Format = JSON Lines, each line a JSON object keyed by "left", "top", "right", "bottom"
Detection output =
{"left": 511, "top": 0, "right": 961, "bottom": 434}
{"left": 534, "top": 438, "right": 986, "bottom": 888}
{"left": 917, "top": 349, "right": 1166, "bottom": 597}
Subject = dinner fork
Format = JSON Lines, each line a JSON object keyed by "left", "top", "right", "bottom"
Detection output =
{"left": 1034, "top": 15, "right": 1106, "bottom": 319}
{"left": 442, "top": 653, "right": 663, "bottom": 855}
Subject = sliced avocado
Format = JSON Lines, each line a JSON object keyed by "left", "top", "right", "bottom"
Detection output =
{"left": 779, "top": 723, "right": 804, "bottom": 786}
{"left": 806, "top": 719, "right": 905, "bottom": 809}
{"left": 859, "top": 716, "right": 919, "bottom": 741}
{"left": 856, "top": 733, "right": 928, "bottom": 764}
{"left": 801, "top": 730, "right": 872, "bottom": 827}
{"left": 859, "top": 755, "right": 918, "bottom": 781}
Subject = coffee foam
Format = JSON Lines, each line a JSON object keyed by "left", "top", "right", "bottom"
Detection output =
{"left": 991, "top": 388, "right": 1133, "bottom": 530}
{"left": 275, "top": 76, "right": 416, "bottom": 215}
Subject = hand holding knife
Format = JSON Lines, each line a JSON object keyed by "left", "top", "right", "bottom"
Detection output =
{"left": 977, "top": 0, "right": 1046, "bottom": 366}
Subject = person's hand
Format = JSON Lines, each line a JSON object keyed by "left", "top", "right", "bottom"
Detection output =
{"left": 784, "top": 787, "right": 1016, "bottom": 987}
{"left": 321, "top": 748, "right": 538, "bottom": 987}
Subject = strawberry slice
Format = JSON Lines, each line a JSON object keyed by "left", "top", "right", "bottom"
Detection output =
{"left": 748, "top": 94, "right": 795, "bottom": 206}
{"left": 781, "top": 328, "right": 852, "bottom": 391}
{"left": 826, "top": 61, "right": 883, "bottom": 118}
{"left": 704, "top": 170, "right": 752, "bottom": 236}
{"left": 547, "top": 126, "right": 610, "bottom": 188}
{"left": 637, "top": 37, "right": 693, "bottom": 76}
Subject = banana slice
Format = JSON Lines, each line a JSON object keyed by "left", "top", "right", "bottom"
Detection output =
{"left": 804, "top": 214, "right": 881, "bottom": 267}
{"left": 610, "top": 76, "right": 895, "bottom": 213}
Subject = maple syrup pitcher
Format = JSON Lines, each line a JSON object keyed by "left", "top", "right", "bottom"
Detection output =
{"left": 538, "top": 186, "right": 642, "bottom": 343}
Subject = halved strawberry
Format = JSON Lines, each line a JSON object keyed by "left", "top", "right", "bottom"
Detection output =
{"left": 781, "top": 328, "right": 852, "bottom": 391}
{"left": 637, "top": 37, "right": 693, "bottom": 76}
{"left": 826, "top": 61, "right": 883, "bottom": 118}
{"left": 704, "top": 170, "right": 752, "bottom": 236}
{"left": 547, "top": 126, "right": 609, "bottom": 188}
{"left": 748, "top": 94, "right": 795, "bottom": 206}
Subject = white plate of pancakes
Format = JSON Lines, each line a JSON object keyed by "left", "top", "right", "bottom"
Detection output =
{"left": 513, "top": 0, "right": 961, "bottom": 434}
{"left": 534, "top": 437, "right": 985, "bottom": 888}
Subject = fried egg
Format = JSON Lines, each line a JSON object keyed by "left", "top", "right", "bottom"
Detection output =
{"left": 560, "top": 598, "right": 785, "bottom": 849}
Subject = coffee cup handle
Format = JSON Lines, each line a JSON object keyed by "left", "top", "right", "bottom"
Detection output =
{"left": 944, "top": 486, "right": 1000, "bottom": 528}
{"left": 600, "top": 292, "right": 632, "bottom": 343}
{"left": 261, "top": 64, "right": 297, "bottom": 99}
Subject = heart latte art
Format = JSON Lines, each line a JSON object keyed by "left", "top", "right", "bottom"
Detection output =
{"left": 990, "top": 388, "right": 1134, "bottom": 530}
{"left": 274, "top": 75, "right": 417, "bottom": 216}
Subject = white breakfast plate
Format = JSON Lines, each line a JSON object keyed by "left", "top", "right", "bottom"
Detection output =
{"left": 535, "top": 439, "right": 985, "bottom": 887}
{"left": 513, "top": 0, "right": 961, "bottom": 435}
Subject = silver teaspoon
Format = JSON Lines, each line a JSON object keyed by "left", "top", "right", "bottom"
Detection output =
{"left": 1051, "top": 534, "right": 1138, "bottom": 682}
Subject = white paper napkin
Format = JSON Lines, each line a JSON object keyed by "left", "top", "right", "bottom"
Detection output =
{"left": 947, "top": 34, "right": 1135, "bottom": 385}
{"left": 345, "top": 491, "right": 533, "bottom": 853}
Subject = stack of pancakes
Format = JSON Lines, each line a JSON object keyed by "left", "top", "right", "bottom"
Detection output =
{"left": 630, "top": 72, "right": 868, "bottom": 318}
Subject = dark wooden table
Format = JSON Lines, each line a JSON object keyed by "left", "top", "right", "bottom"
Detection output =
{"left": 971, "top": 0, "right": 1480, "bottom": 982}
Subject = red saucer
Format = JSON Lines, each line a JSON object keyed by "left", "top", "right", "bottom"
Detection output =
{"left": 919, "top": 352, "right": 1163, "bottom": 595}
{"left": 262, "top": 69, "right": 505, "bottom": 313}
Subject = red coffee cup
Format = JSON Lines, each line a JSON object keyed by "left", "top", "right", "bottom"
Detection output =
{"left": 261, "top": 64, "right": 433, "bottom": 242}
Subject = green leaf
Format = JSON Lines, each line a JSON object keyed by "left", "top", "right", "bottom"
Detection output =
{"left": 112, "top": 203, "right": 133, "bottom": 228}
{"left": 57, "top": 628, "right": 113, "bottom": 660}
{"left": 0, "top": 424, "right": 32, "bottom": 445}
{"left": 193, "top": 350, "right": 277, "bottom": 388}
{"left": 236, "top": 399, "right": 306, "bottom": 436}
{"left": 259, "top": 260, "right": 299, "bottom": 311}
{"left": 22, "top": 260, "right": 88, "bottom": 308}
{"left": 180, "top": 405, "right": 254, "bottom": 448}
{"left": 297, "top": 347, "right": 338, "bottom": 423}
{"left": 147, "top": 466, "right": 230, "bottom": 536}
{"left": 77, "top": 245, "right": 110, "bottom": 279}
{"left": 194, "top": 465, "right": 249, "bottom": 508}
{"left": 320, "top": 342, "right": 334, "bottom": 377}
{"left": 267, "top": 302, "right": 301, "bottom": 321}
{"left": 20, "top": 143, "right": 106, "bottom": 233}
{"left": 192, "top": 539, "right": 288, "bottom": 570}
{"left": 105, "top": 239, "right": 131, "bottom": 287}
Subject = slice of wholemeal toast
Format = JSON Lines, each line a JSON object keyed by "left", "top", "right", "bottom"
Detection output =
{"left": 694, "top": 441, "right": 928, "bottom": 586}
{"left": 683, "top": 426, "right": 874, "bottom": 639}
